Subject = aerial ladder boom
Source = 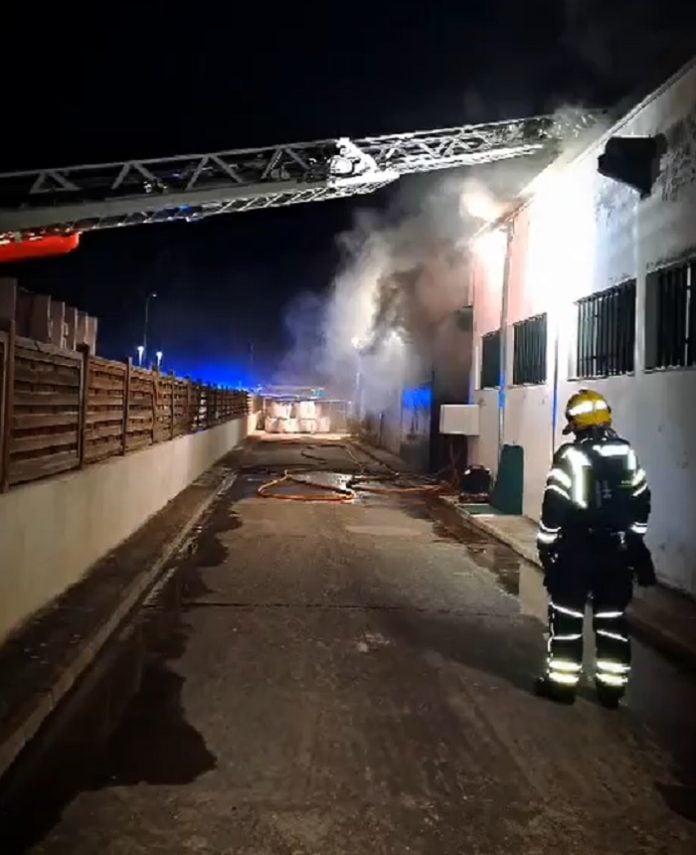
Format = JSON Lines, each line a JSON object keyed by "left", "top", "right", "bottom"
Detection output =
{"left": 0, "top": 112, "right": 596, "bottom": 244}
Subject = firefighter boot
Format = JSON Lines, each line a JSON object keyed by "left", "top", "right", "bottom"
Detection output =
{"left": 595, "top": 680, "right": 624, "bottom": 709}
{"left": 534, "top": 675, "right": 576, "bottom": 704}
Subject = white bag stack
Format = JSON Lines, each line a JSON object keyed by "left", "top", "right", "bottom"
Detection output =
{"left": 269, "top": 401, "right": 292, "bottom": 419}
{"left": 264, "top": 399, "right": 332, "bottom": 434}
{"left": 296, "top": 400, "right": 317, "bottom": 420}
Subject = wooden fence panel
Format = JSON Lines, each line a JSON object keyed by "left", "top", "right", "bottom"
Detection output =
{"left": 155, "top": 374, "right": 174, "bottom": 442}
{"left": 8, "top": 337, "right": 81, "bottom": 485}
{"left": 127, "top": 367, "right": 155, "bottom": 451}
{"left": 0, "top": 325, "right": 11, "bottom": 491}
{"left": 193, "top": 384, "right": 206, "bottom": 432}
{"left": 0, "top": 335, "right": 5, "bottom": 432}
{"left": 0, "top": 335, "right": 250, "bottom": 490}
{"left": 172, "top": 379, "right": 190, "bottom": 436}
{"left": 229, "top": 390, "right": 248, "bottom": 418}
{"left": 209, "top": 388, "right": 218, "bottom": 427}
{"left": 85, "top": 356, "right": 127, "bottom": 463}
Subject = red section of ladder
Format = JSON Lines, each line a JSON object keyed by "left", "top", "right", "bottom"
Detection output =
{"left": 0, "top": 232, "right": 80, "bottom": 263}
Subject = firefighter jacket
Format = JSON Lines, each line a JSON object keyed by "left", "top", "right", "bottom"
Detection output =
{"left": 537, "top": 430, "right": 651, "bottom": 553}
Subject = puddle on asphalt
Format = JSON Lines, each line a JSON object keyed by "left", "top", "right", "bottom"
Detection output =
{"left": 239, "top": 468, "right": 359, "bottom": 501}
{"left": 291, "top": 471, "right": 354, "bottom": 492}
{"left": 0, "top": 489, "right": 242, "bottom": 853}
{"left": 411, "top": 496, "right": 545, "bottom": 607}
{"left": 0, "top": 618, "right": 214, "bottom": 851}
{"left": 182, "top": 498, "right": 242, "bottom": 571}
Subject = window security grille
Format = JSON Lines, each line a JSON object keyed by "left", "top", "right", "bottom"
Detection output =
{"left": 647, "top": 261, "right": 696, "bottom": 369}
{"left": 480, "top": 330, "right": 501, "bottom": 389}
{"left": 576, "top": 281, "right": 635, "bottom": 378}
{"left": 512, "top": 313, "right": 547, "bottom": 385}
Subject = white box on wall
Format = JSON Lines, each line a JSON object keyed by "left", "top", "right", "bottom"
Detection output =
{"left": 439, "top": 404, "right": 480, "bottom": 435}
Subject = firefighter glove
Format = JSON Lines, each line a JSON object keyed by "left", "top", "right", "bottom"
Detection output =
{"left": 628, "top": 537, "right": 657, "bottom": 587}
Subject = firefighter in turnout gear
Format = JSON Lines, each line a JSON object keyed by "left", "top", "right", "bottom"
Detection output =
{"left": 535, "top": 389, "right": 655, "bottom": 707}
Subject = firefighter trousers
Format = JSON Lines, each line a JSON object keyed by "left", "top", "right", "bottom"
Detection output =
{"left": 545, "top": 548, "right": 633, "bottom": 691}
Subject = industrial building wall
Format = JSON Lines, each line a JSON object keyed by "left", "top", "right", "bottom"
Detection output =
{"left": 430, "top": 309, "right": 473, "bottom": 472}
{"left": 470, "top": 231, "right": 507, "bottom": 475}
{"left": 470, "top": 58, "right": 696, "bottom": 594}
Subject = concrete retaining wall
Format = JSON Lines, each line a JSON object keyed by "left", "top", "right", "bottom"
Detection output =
{"left": 0, "top": 417, "right": 247, "bottom": 642}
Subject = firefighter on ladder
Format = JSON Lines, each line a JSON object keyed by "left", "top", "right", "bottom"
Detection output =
{"left": 535, "top": 389, "right": 656, "bottom": 707}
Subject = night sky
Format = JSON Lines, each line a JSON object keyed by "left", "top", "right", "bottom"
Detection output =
{"left": 2, "top": 2, "right": 694, "bottom": 383}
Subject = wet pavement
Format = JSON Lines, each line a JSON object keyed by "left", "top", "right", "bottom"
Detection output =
{"left": 0, "top": 437, "right": 695, "bottom": 853}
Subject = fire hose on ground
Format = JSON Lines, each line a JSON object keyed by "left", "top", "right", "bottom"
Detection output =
{"left": 256, "top": 441, "right": 462, "bottom": 503}
{"left": 256, "top": 471, "right": 357, "bottom": 502}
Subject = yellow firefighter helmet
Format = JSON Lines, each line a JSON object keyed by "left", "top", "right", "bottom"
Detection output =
{"left": 563, "top": 389, "right": 612, "bottom": 435}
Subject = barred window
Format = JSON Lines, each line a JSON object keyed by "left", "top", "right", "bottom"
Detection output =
{"left": 513, "top": 313, "right": 547, "bottom": 385}
{"left": 576, "top": 280, "right": 635, "bottom": 378}
{"left": 480, "top": 330, "right": 500, "bottom": 389}
{"left": 645, "top": 260, "right": 696, "bottom": 369}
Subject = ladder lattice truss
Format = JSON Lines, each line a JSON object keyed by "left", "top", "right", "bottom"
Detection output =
{"left": 0, "top": 112, "right": 596, "bottom": 241}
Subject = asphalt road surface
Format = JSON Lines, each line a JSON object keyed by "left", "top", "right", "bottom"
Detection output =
{"left": 2, "top": 438, "right": 694, "bottom": 853}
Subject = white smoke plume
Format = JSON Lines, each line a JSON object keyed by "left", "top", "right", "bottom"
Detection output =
{"left": 277, "top": 177, "right": 476, "bottom": 408}
{"left": 277, "top": 136, "right": 583, "bottom": 409}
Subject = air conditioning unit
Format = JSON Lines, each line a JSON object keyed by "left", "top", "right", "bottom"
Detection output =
{"left": 439, "top": 404, "right": 480, "bottom": 436}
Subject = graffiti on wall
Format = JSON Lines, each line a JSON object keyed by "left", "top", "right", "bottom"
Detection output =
{"left": 657, "top": 105, "right": 696, "bottom": 202}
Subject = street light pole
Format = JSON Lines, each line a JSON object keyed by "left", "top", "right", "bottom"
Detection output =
{"left": 142, "top": 291, "right": 157, "bottom": 365}
{"left": 351, "top": 337, "right": 363, "bottom": 421}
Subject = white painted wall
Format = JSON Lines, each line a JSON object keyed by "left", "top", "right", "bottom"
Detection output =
{"left": 0, "top": 417, "right": 247, "bottom": 642}
{"left": 470, "top": 57, "right": 696, "bottom": 594}
{"left": 504, "top": 385, "right": 554, "bottom": 518}
{"left": 472, "top": 389, "right": 499, "bottom": 475}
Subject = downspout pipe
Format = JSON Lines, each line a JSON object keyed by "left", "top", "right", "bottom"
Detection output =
{"left": 550, "top": 321, "right": 560, "bottom": 457}
{"left": 497, "top": 222, "right": 514, "bottom": 464}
